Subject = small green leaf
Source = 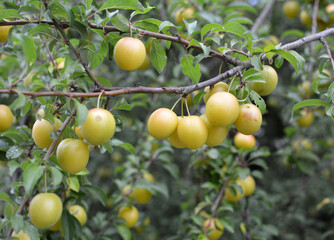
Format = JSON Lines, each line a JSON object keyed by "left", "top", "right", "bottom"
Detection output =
{"left": 150, "top": 41, "right": 167, "bottom": 73}
{"left": 118, "top": 143, "right": 136, "bottom": 155}
{"left": 23, "top": 163, "right": 44, "bottom": 196}
{"left": 273, "top": 49, "right": 298, "bottom": 73}
{"left": 130, "top": 5, "right": 154, "bottom": 18}
{"left": 110, "top": 13, "right": 130, "bottom": 32}
{"left": 223, "top": 21, "right": 247, "bottom": 39}
{"left": 249, "top": 91, "right": 266, "bottom": 113}
{"left": 207, "top": 148, "right": 219, "bottom": 159}
{"left": 159, "top": 21, "right": 175, "bottom": 32}
{"left": 180, "top": 55, "right": 201, "bottom": 84}
{"left": 99, "top": 0, "right": 144, "bottom": 11}
{"left": 250, "top": 56, "right": 263, "bottom": 71}
{"left": 117, "top": 225, "right": 132, "bottom": 240}
{"left": 200, "top": 23, "right": 224, "bottom": 41}
{"left": 21, "top": 35, "right": 37, "bottom": 64}
{"left": 0, "top": 192, "right": 13, "bottom": 204}
{"left": 193, "top": 91, "right": 206, "bottom": 105}
{"left": 0, "top": 9, "right": 22, "bottom": 19}
{"left": 183, "top": 19, "right": 197, "bottom": 37}
{"left": 50, "top": 167, "right": 63, "bottom": 188}
{"left": 82, "top": 185, "right": 107, "bottom": 206}
{"left": 291, "top": 99, "right": 330, "bottom": 117}
{"left": 226, "top": 2, "right": 257, "bottom": 14}
{"left": 49, "top": 2, "right": 70, "bottom": 20}
{"left": 66, "top": 176, "right": 80, "bottom": 192}
{"left": 6, "top": 146, "right": 24, "bottom": 159}
{"left": 74, "top": 100, "right": 88, "bottom": 126}
{"left": 11, "top": 94, "right": 26, "bottom": 110}
{"left": 61, "top": 210, "right": 79, "bottom": 240}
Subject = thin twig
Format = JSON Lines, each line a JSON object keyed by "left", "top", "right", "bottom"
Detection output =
{"left": 10, "top": 68, "right": 27, "bottom": 89}
{"left": 319, "top": 37, "right": 334, "bottom": 72}
{"left": 251, "top": 0, "right": 277, "bottom": 34}
{"left": 40, "top": 1, "right": 103, "bottom": 88}
{"left": 43, "top": 106, "right": 78, "bottom": 161}
{"left": 204, "top": 180, "right": 229, "bottom": 235}
{"left": 41, "top": 36, "right": 60, "bottom": 77}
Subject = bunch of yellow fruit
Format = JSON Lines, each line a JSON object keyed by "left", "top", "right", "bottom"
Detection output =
{"left": 147, "top": 65, "right": 278, "bottom": 150}
{"left": 31, "top": 107, "right": 116, "bottom": 175}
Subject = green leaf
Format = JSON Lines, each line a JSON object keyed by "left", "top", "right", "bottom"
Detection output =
{"left": 273, "top": 49, "right": 298, "bottom": 73}
{"left": 99, "top": 0, "right": 144, "bottom": 11}
{"left": 249, "top": 159, "right": 268, "bottom": 169}
{"left": 0, "top": 9, "right": 22, "bottom": 19}
{"left": 207, "top": 148, "right": 219, "bottom": 159}
{"left": 130, "top": 5, "right": 154, "bottom": 18}
{"left": 49, "top": 2, "right": 70, "bottom": 20}
{"left": 21, "top": 35, "right": 37, "bottom": 64}
{"left": 150, "top": 41, "right": 167, "bottom": 73}
{"left": 85, "top": 0, "right": 93, "bottom": 9}
{"left": 290, "top": 50, "right": 305, "bottom": 70}
{"left": 274, "top": 55, "right": 284, "bottom": 69}
{"left": 50, "top": 167, "right": 63, "bottom": 188}
{"left": 200, "top": 23, "right": 224, "bottom": 41}
{"left": 180, "top": 55, "right": 201, "bottom": 84}
{"left": 23, "top": 163, "right": 44, "bottom": 196}
{"left": 183, "top": 19, "right": 197, "bottom": 37}
{"left": 66, "top": 176, "right": 80, "bottom": 192}
{"left": 159, "top": 21, "right": 176, "bottom": 32}
{"left": 281, "top": 29, "right": 305, "bottom": 38}
{"left": 6, "top": 146, "right": 24, "bottom": 159}
{"left": 291, "top": 99, "right": 330, "bottom": 117}
{"left": 11, "top": 94, "right": 26, "bottom": 110}
{"left": 113, "top": 98, "right": 133, "bottom": 111}
{"left": 110, "top": 13, "right": 130, "bottom": 32}
{"left": 223, "top": 21, "right": 247, "bottom": 39}
{"left": 249, "top": 91, "right": 266, "bottom": 113}
{"left": 119, "top": 143, "right": 136, "bottom": 155}
{"left": 220, "top": 217, "right": 234, "bottom": 233}
{"left": 82, "top": 185, "right": 107, "bottom": 206}
{"left": 61, "top": 209, "right": 79, "bottom": 240}
{"left": 0, "top": 192, "right": 13, "bottom": 204}
{"left": 29, "top": 23, "right": 57, "bottom": 39}
{"left": 193, "top": 91, "right": 206, "bottom": 105}
{"left": 250, "top": 56, "right": 263, "bottom": 71}
{"left": 117, "top": 225, "right": 132, "bottom": 240}
{"left": 74, "top": 100, "right": 88, "bottom": 126}
{"left": 226, "top": 2, "right": 257, "bottom": 14}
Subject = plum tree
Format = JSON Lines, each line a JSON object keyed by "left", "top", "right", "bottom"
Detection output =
{"left": 0, "top": 0, "right": 333, "bottom": 239}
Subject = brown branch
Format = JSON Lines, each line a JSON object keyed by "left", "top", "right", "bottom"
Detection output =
{"left": 41, "top": 36, "right": 60, "bottom": 77}
{"left": 280, "top": 28, "right": 334, "bottom": 51}
{"left": 251, "top": 0, "right": 277, "bottom": 34}
{"left": 88, "top": 22, "right": 244, "bottom": 66}
{"left": 1, "top": 19, "right": 334, "bottom": 67}
{"left": 40, "top": 1, "right": 103, "bottom": 89}
{"left": 320, "top": 37, "right": 334, "bottom": 73}
{"left": 204, "top": 180, "right": 229, "bottom": 236}
{"left": 43, "top": 106, "right": 78, "bottom": 161}
{"left": 0, "top": 65, "right": 244, "bottom": 97}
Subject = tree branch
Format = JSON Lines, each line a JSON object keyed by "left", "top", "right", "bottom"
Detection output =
{"left": 251, "top": 0, "right": 277, "bottom": 34}
{"left": 319, "top": 37, "right": 334, "bottom": 72}
{"left": 40, "top": 1, "right": 103, "bottom": 88}
{"left": 0, "top": 65, "right": 244, "bottom": 97}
